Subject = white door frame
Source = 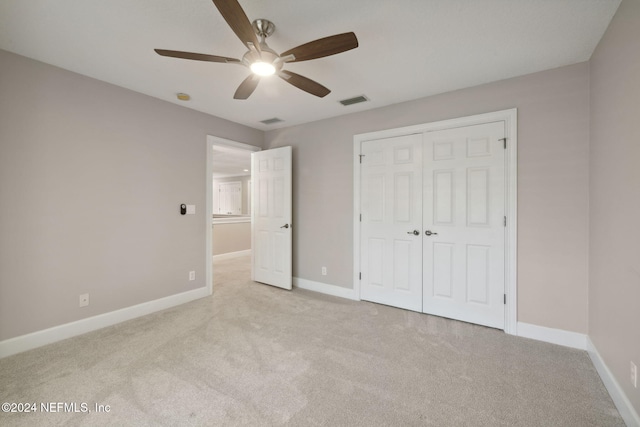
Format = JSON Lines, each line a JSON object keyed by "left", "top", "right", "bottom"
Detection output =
{"left": 206, "top": 135, "right": 261, "bottom": 295}
{"left": 352, "top": 109, "right": 518, "bottom": 335}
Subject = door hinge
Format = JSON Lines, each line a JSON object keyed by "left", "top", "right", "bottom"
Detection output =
{"left": 359, "top": 272, "right": 362, "bottom": 280}
{"left": 499, "top": 138, "right": 507, "bottom": 149}
{"left": 504, "top": 294, "right": 506, "bottom": 305}
{"left": 504, "top": 216, "right": 507, "bottom": 227}
{"left": 359, "top": 154, "right": 365, "bottom": 164}
{"left": 359, "top": 214, "right": 362, "bottom": 222}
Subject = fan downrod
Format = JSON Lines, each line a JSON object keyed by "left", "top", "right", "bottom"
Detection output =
{"left": 252, "top": 19, "right": 275, "bottom": 39}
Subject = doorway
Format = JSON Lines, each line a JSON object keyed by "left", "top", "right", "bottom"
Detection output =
{"left": 353, "top": 109, "right": 517, "bottom": 334}
{"left": 206, "top": 136, "right": 261, "bottom": 294}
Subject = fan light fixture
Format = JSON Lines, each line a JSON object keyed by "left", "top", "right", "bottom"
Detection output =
{"left": 250, "top": 61, "right": 276, "bottom": 76}
{"left": 154, "top": 2, "right": 359, "bottom": 100}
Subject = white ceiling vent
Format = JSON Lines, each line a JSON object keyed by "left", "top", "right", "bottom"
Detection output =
{"left": 260, "top": 117, "right": 284, "bottom": 125}
{"left": 339, "top": 95, "right": 369, "bottom": 106}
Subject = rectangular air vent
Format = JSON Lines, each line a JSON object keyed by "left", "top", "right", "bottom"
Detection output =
{"left": 339, "top": 95, "right": 369, "bottom": 106}
{"left": 260, "top": 117, "right": 284, "bottom": 125}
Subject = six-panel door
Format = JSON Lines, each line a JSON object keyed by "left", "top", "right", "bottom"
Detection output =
{"left": 422, "top": 122, "right": 506, "bottom": 329}
{"left": 360, "top": 122, "right": 506, "bottom": 329}
{"left": 251, "top": 146, "right": 292, "bottom": 290}
{"left": 360, "top": 134, "right": 424, "bottom": 312}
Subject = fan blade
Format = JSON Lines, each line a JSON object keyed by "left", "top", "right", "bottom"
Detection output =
{"left": 234, "top": 74, "right": 260, "bottom": 99}
{"left": 279, "top": 71, "right": 330, "bottom": 98}
{"left": 280, "top": 32, "right": 358, "bottom": 62}
{"left": 212, "top": 0, "right": 261, "bottom": 51}
{"left": 155, "top": 49, "right": 241, "bottom": 64}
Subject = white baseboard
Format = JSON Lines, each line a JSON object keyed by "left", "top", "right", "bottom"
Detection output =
{"left": 512, "top": 323, "right": 640, "bottom": 425}
{"left": 212, "top": 249, "right": 251, "bottom": 261}
{"left": 293, "top": 277, "right": 359, "bottom": 301}
{"left": 516, "top": 322, "right": 587, "bottom": 350}
{"left": 0, "top": 287, "right": 210, "bottom": 359}
{"left": 587, "top": 337, "right": 640, "bottom": 427}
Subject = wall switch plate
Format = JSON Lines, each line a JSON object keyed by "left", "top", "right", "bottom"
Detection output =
{"left": 79, "top": 293, "right": 89, "bottom": 307}
{"left": 189, "top": 271, "right": 196, "bottom": 281}
{"left": 631, "top": 361, "right": 638, "bottom": 388}
{"left": 321, "top": 266, "right": 327, "bottom": 276}
{"left": 186, "top": 205, "right": 196, "bottom": 215}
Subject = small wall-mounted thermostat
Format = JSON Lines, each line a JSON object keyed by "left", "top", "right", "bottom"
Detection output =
{"left": 180, "top": 204, "right": 196, "bottom": 215}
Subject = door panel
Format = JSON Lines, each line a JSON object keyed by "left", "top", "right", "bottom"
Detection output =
{"left": 368, "top": 174, "right": 385, "bottom": 221}
{"left": 251, "top": 146, "right": 292, "bottom": 290}
{"left": 368, "top": 238, "right": 385, "bottom": 286}
{"left": 360, "top": 134, "right": 423, "bottom": 312}
{"left": 423, "top": 122, "right": 505, "bottom": 329}
{"left": 466, "top": 244, "right": 490, "bottom": 304}
{"left": 433, "top": 242, "right": 454, "bottom": 298}
{"left": 434, "top": 170, "right": 455, "bottom": 225}
{"left": 467, "top": 167, "right": 490, "bottom": 226}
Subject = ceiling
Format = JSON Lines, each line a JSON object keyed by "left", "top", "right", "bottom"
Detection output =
{"left": 211, "top": 145, "right": 251, "bottom": 178}
{"left": 0, "top": 0, "right": 621, "bottom": 131}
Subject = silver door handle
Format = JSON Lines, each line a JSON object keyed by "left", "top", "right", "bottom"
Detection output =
{"left": 407, "top": 230, "right": 420, "bottom": 235}
{"left": 280, "top": 224, "right": 289, "bottom": 229}
{"left": 425, "top": 230, "right": 438, "bottom": 236}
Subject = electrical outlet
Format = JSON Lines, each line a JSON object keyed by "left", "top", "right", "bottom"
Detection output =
{"left": 631, "top": 361, "right": 638, "bottom": 388}
{"left": 79, "top": 293, "right": 89, "bottom": 308}
{"left": 321, "top": 266, "right": 327, "bottom": 276}
{"left": 189, "top": 271, "right": 196, "bottom": 281}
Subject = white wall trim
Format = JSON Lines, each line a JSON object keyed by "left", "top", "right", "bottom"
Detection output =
{"left": 212, "top": 249, "right": 251, "bottom": 261}
{"left": 353, "top": 109, "right": 518, "bottom": 334}
{"left": 206, "top": 135, "right": 263, "bottom": 153}
{"left": 206, "top": 139, "right": 214, "bottom": 295}
{"left": 587, "top": 337, "right": 640, "bottom": 427}
{"left": 516, "top": 325, "right": 640, "bottom": 425}
{"left": 0, "top": 287, "right": 209, "bottom": 359}
{"left": 293, "top": 277, "right": 359, "bottom": 301}
{"left": 516, "top": 322, "right": 587, "bottom": 350}
{"left": 212, "top": 217, "right": 251, "bottom": 224}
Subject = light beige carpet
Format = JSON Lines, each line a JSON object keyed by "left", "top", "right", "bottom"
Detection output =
{"left": 0, "top": 254, "right": 624, "bottom": 426}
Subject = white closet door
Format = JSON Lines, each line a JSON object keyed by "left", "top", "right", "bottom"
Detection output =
{"left": 422, "top": 122, "right": 506, "bottom": 329}
{"left": 218, "top": 181, "right": 242, "bottom": 215}
{"left": 251, "top": 147, "right": 292, "bottom": 290}
{"left": 360, "top": 134, "right": 423, "bottom": 312}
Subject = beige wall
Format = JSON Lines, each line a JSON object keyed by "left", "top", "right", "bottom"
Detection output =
{"left": 265, "top": 63, "right": 590, "bottom": 333}
{"left": 0, "top": 48, "right": 594, "bottom": 340}
{"left": 212, "top": 222, "right": 251, "bottom": 256}
{"left": 0, "top": 49, "right": 263, "bottom": 341}
{"left": 589, "top": 0, "right": 640, "bottom": 414}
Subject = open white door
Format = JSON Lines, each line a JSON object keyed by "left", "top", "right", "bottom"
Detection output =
{"left": 251, "top": 146, "right": 292, "bottom": 290}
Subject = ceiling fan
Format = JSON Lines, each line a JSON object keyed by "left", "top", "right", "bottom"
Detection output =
{"left": 154, "top": 0, "right": 359, "bottom": 100}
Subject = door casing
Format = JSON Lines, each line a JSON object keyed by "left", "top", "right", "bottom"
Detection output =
{"left": 353, "top": 109, "right": 518, "bottom": 334}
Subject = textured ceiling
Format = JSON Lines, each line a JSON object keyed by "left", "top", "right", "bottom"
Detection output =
{"left": 0, "top": 0, "right": 621, "bottom": 131}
